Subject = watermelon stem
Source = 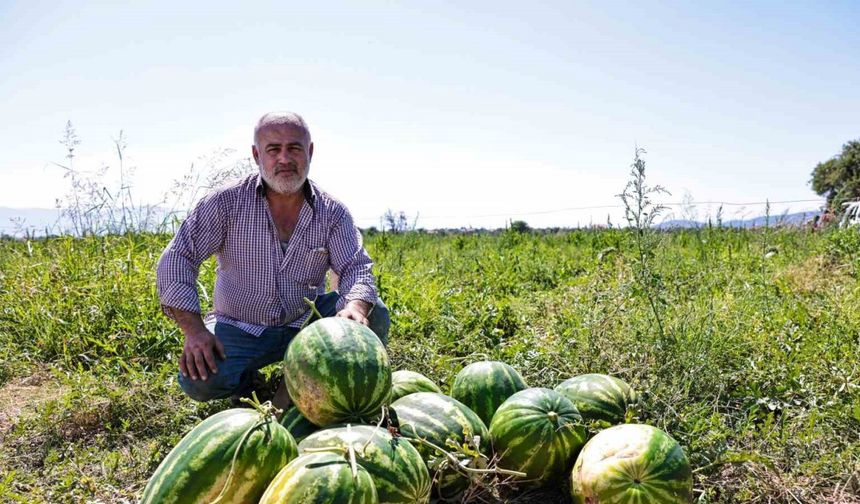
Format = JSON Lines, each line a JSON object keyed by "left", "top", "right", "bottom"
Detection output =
{"left": 239, "top": 391, "right": 281, "bottom": 419}
{"left": 299, "top": 297, "right": 324, "bottom": 329}
{"left": 346, "top": 424, "right": 359, "bottom": 479}
{"left": 402, "top": 434, "right": 527, "bottom": 478}
{"left": 302, "top": 427, "right": 362, "bottom": 481}
{"left": 360, "top": 405, "right": 388, "bottom": 454}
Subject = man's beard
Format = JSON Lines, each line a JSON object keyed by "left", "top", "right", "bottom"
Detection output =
{"left": 260, "top": 164, "right": 307, "bottom": 194}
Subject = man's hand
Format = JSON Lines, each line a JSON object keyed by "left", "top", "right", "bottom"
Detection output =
{"left": 180, "top": 327, "right": 226, "bottom": 381}
{"left": 336, "top": 299, "right": 372, "bottom": 326}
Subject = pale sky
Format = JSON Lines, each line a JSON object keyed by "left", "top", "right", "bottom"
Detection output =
{"left": 1, "top": 1, "right": 857, "bottom": 229}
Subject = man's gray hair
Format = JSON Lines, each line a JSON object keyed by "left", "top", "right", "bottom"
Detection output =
{"left": 254, "top": 111, "right": 311, "bottom": 144}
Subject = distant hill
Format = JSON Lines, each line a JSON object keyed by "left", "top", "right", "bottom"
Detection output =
{"left": 658, "top": 211, "right": 821, "bottom": 229}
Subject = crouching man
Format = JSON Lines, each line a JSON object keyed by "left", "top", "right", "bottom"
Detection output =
{"left": 156, "top": 111, "right": 389, "bottom": 408}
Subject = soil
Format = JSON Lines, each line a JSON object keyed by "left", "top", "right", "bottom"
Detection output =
{"left": 0, "top": 373, "right": 64, "bottom": 439}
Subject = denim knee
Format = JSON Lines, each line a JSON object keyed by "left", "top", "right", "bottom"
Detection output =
{"left": 178, "top": 370, "right": 240, "bottom": 402}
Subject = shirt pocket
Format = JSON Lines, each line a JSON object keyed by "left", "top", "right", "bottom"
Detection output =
{"left": 294, "top": 240, "right": 330, "bottom": 287}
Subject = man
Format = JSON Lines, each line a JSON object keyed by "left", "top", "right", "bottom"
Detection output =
{"left": 156, "top": 111, "right": 389, "bottom": 407}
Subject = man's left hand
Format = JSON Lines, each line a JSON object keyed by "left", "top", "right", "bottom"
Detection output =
{"left": 336, "top": 299, "right": 372, "bottom": 326}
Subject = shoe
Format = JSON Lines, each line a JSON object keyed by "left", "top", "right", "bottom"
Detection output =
{"left": 271, "top": 378, "right": 293, "bottom": 413}
{"left": 229, "top": 371, "right": 269, "bottom": 408}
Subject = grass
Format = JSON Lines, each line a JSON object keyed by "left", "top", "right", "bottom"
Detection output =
{"left": 1, "top": 226, "right": 859, "bottom": 502}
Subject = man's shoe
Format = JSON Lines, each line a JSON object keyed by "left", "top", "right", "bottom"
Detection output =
{"left": 229, "top": 372, "right": 268, "bottom": 408}
{"left": 272, "top": 378, "right": 293, "bottom": 414}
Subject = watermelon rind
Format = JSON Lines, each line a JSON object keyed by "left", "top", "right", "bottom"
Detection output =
{"left": 140, "top": 408, "right": 297, "bottom": 504}
{"left": 390, "top": 370, "right": 442, "bottom": 402}
{"left": 284, "top": 317, "right": 392, "bottom": 426}
{"left": 391, "top": 392, "right": 489, "bottom": 501}
{"left": 280, "top": 405, "right": 320, "bottom": 443}
{"left": 259, "top": 451, "right": 378, "bottom": 504}
{"left": 570, "top": 423, "right": 693, "bottom": 504}
{"left": 489, "top": 387, "right": 587, "bottom": 486}
{"left": 555, "top": 373, "right": 638, "bottom": 425}
{"left": 450, "top": 361, "right": 527, "bottom": 426}
{"left": 299, "top": 424, "right": 431, "bottom": 504}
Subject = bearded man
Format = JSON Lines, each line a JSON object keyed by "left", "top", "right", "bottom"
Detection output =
{"left": 156, "top": 111, "right": 388, "bottom": 407}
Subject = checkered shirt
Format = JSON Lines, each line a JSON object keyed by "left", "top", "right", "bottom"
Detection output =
{"left": 156, "top": 174, "right": 378, "bottom": 336}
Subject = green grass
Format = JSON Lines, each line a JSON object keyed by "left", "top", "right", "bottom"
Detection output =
{"left": 1, "top": 227, "right": 859, "bottom": 503}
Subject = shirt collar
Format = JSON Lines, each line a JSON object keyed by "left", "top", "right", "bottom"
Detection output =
{"left": 255, "top": 173, "right": 316, "bottom": 210}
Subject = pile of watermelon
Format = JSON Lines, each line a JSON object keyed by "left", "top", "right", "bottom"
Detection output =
{"left": 141, "top": 318, "right": 693, "bottom": 503}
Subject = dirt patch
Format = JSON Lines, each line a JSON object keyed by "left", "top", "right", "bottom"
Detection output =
{"left": 0, "top": 373, "right": 65, "bottom": 439}
{"left": 775, "top": 254, "right": 848, "bottom": 295}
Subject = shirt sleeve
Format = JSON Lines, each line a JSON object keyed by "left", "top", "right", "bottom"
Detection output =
{"left": 156, "top": 191, "right": 228, "bottom": 318}
{"left": 328, "top": 206, "right": 378, "bottom": 312}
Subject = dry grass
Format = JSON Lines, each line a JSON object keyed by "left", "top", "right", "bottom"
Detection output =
{"left": 0, "top": 373, "right": 64, "bottom": 438}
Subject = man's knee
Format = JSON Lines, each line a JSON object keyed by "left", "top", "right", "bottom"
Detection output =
{"left": 178, "top": 371, "right": 239, "bottom": 402}
{"left": 369, "top": 297, "right": 390, "bottom": 346}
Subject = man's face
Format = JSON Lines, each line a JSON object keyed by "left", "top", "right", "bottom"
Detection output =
{"left": 252, "top": 124, "right": 313, "bottom": 195}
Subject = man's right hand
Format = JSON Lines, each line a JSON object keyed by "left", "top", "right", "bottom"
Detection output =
{"left": 180, "top": 327, "right": 226, "bottom": 381}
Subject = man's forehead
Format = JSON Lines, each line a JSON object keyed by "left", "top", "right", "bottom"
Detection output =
{"left": 256, "top": 124, "right": 310, "bottom": 144}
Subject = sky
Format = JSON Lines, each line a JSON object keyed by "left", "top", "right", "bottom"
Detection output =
{"left": 1, "top": 0, "right": 858, "bottom": 229}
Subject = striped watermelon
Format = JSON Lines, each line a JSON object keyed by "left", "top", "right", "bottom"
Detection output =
{"left": 390, "top": 370, "right": 442, "bottom": 402}
{"left": 450, "top": 361, "right": 527, "bottom": 426}
{"left": 280, "top": 406, "right": 320, "bottom": 443}
{"left": 570, "top": 424, "right": 693, "bottom": 504}
{"left": 390, "top": 392, "right": 489, "bottom": 501}
{"left": 489, "top": 388, "right": 587, "bottom": 486}
{"left": 284, "top": 318, "right": 392, "bottom": 425}
{"left": 555, "top": 373, "right": 637, "bottom": 425}
{"left": 298, "top": 425, "right": 432, "bottom": 504}
{"left": 140, "top": 407, "right": 297, "bottom": 504}
{"left": 259, "top": 451, "right": 378, "bottom": 504}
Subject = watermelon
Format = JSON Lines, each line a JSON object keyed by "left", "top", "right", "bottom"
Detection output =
{"left": 450, "top": 361, "right": 527, "bottom": 426}
{"left": 259, "top": 451, "right": 378, "bottom": 504}
{"left": 280, "top": 406, "right": 320, "bottom": 443}
{"left": 391, "top": 392, "right": 489, "bottom": 501}
{"left": 390, "top": 370, "right": 442, "bottom": 402}
{"left": 140, "top": 407, "right": 297, "bottom": 504}
{"left": 284, "top": 317, "right": 392, "bottom": 425}
{"left": 570, "top": 424, "right": 693, "bottom": 504}
{"left": 555, "top": 373, "right": 637, "bottom": 425}
{"left": 489, "top": 388, "right": 587, "bottom": 486}
{"left": 298, "top": 425, "right": 431, "bottom": 504}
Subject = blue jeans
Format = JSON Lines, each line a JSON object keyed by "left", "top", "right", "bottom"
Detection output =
{"left": 179, "top": 292, "right": 390, "bottom": 402}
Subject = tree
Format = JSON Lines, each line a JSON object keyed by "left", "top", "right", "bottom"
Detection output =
{"left": 810, "top": 139, "right": 860, "bottom": 212}
{"left": 509, "top": 220, "right": 530, "bottom": 233}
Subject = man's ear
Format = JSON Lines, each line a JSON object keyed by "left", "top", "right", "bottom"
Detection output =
{"left": 308, "top": 142, "right": 314, "bottom": 162}
{"left": 251, "top": 144, "right": 260, "bottom": 165}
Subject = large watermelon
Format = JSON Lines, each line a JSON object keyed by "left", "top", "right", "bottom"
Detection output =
{"left": 298, "top": 425, "right": 432, "bottom": 504}
{"left": 390, "top": 370, "right": 442, "bottom": 402}
{"left": 284, "top": 317, "right": 392, "bottom": 425}
{"left": 570, "top": 424, "right": 693, "bottom": 504}
{"left": 450, "top": 361, "right": 527, "bottom": 426}
{"left": 489, "top": 388, "right": 587, "bottom": 486}
{"left": 555, "top": 373, "right": 637, "bottom": 425}
{"left": 259, "top": 451, "right": 378, "bottom": 504}
{"left": 280, "top": 406, "right": 320, "bottom": 443}
{"left": 140, "top": 407, "right": 297, "bottom": 504}
{"left": 391, "top": 392, "right": 489, "bottom": 501}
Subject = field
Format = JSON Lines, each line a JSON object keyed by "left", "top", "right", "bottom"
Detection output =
{"left": 1, "top": 225, "right": 859, "bottom": 503}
